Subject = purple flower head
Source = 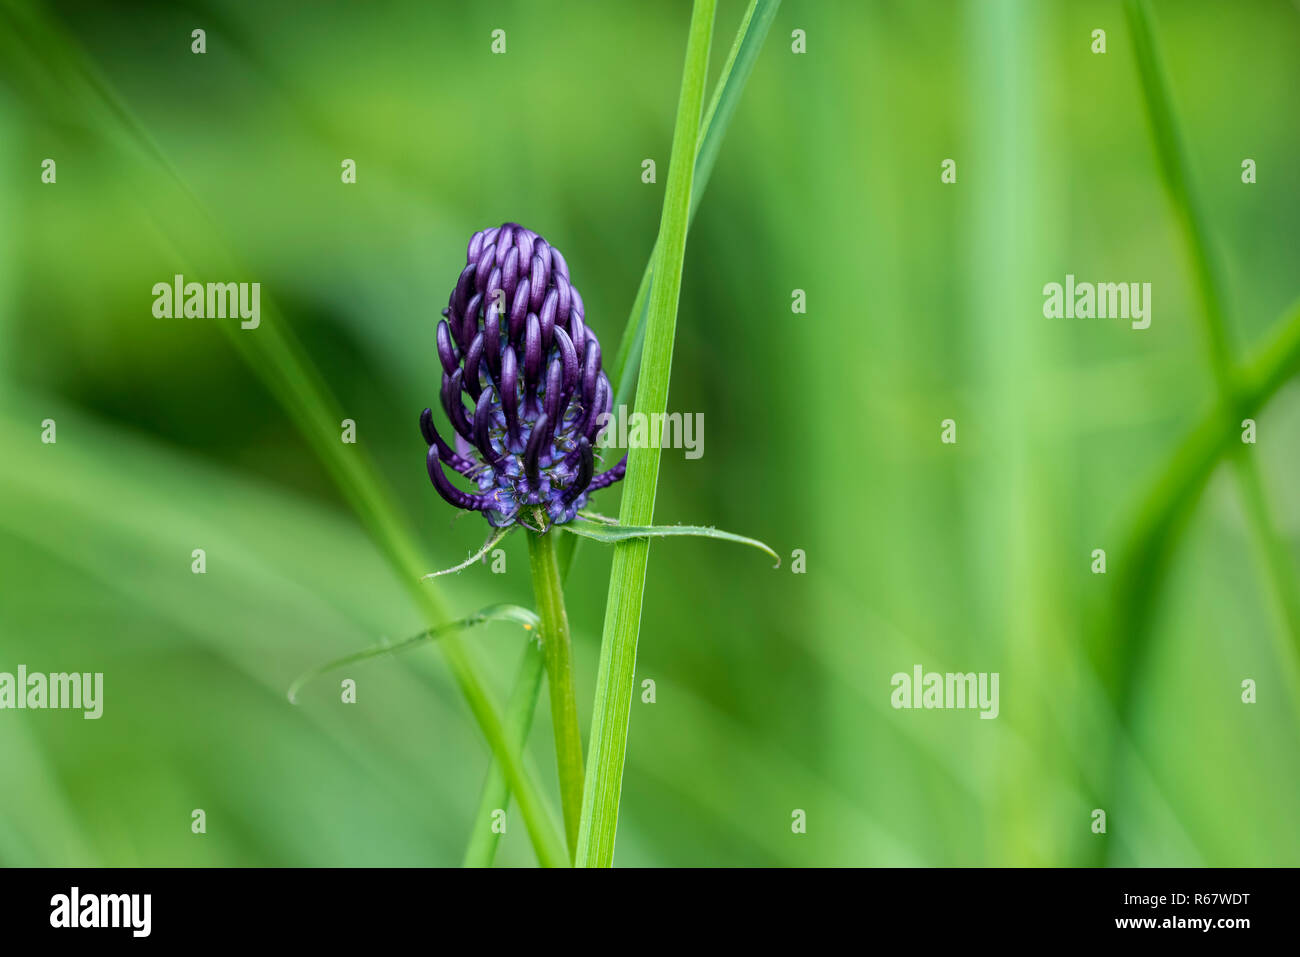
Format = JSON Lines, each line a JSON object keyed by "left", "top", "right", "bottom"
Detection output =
{"left": 422, "top": 223, "right": 627, "bottom": 528}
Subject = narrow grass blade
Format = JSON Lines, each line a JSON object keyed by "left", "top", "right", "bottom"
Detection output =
{"left": 1119, "top": 0, "right": 1300, "bottom": 661}
{"left": 609, "top": 0, "right": 782, "bottom": 408}
{"left": 1124, "top": 0, "right": 1235, "bottom": 389}
{"left": 576, "top": 0, "right": 717, "bottom": 868}
{"left": 1109, "top": 296, "right": 1300, "bottom": 697}
{"left": 558, "top": 519, "right": 779, "bottom": 568}
{"left": 463, "top": 638, "right": 547, "bottom": 867}
{"left": 1102, "top": 0, "right": 1300, "bottom": 864}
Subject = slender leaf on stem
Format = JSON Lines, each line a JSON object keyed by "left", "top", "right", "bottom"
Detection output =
{"left": 577, "top": 0, "right": 718, "bottom": 868}
{"left": 288, "top": 604, "right": 540, "bottom": 704}
{"left": 609, "top": 0, "right": 783, "bottom": 408}
{"left": 463, "top": 638, "right": 547, "bottom": 867}
{"left": 526, "top": 528, "right": 585, "bottom": 860}
{"left": 420, "top": 526, "right": 513, "bottom": 580}
{"left": 558, "top": 519, "right": 780, "bottom": 568}
{"left": 578, "top": 510, "right": 622, "bottom": 525}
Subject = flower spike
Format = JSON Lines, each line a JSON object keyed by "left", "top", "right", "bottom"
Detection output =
{"left": 420, "top": 223, "right": 627, "bottom": 530}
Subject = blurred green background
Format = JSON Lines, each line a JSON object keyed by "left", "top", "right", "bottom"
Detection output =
{"left": 2, "top": 0, "right": 1298, "bottom": 866}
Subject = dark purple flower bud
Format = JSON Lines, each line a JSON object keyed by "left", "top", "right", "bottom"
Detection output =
{"left": 462, "top": 291, "right": 483, "bottom": 348}
{"left": 524, "top": 313, "right": 542, "bottom": 386}
{"left": 509, "top": 279, "right": 530, "bottom": 341}
{"left": 467, "top": 230, "right": 485, "bottom": 263}
{"left": 569, "top": 310, "right": 588, "bottom": 361}
{"left": 500, "top": 344, "right": 521, "bottom": 451}
{"left": 538, "top": 289, "right": 557, "bottom": 351}
{"left": 475, "top": 244, "right": 496, "bottom": 294}
{"left": 562, "top": 439, "right": 594, "bottom": 508}
{"left": 523, "top": 411, "right": 549, "bottom": 490}
{"left": 586, "top": 373, "right": 611, "bottom": 441}
{"left": 483, "top": 302, "right": 502, "bottom": 381}
{"left": 542, "top": 359, "right": 563, "bottom": 424}
{"left": 436, "top": 320, "right": 458, "bottom": 375}
{"left": 421, "top": 407, "right": 476, "bottom": 476}
{"left": 502, "top": 246, "right": 519, "bottom": 302}
{"left": 588, "top": 453, "right": 627, "bottom": 492}
{"left": 441, "top": 370, "right": 472, "bottom": 439}
{"left": 485, "top": 266, "right": 504, "bottom": 323}
{"left": 474, "top": 387, "right": 503, "bottom": 468}
{"left": 495, "top": 226, "right": 513, "bottom": 265}
{"left": 550, "top": 245, "right": 570, "bottom": 282}
{"left": 451, "top": 263, "right": 476, "bottom": 324}
{"left": 421, "top": 223, "right": 627, "bottom": 528}
{"left": 428, "top": 445, "right": 491, "bottom": 512}
{"left": 555, "top": 273, "right": 572, "bottom": 325}
{"left": 463, "top": 332, "right": 485, "bottom": 401}
{"left": 553, "top": 325, "right": 579, "bottom": 395}
{"left": 568, "top": 372, "right": 609, "bottom": 467}
{"left": 516, "top": 230, "right": 535, "bottom": 273}
{"left": 529, "top": 254, "right": 548, "bottom": 313}
{"left": 581, "top": 339, "right": 601, "bottom": 407}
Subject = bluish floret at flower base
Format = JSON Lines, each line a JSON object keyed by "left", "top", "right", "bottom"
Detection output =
{"left": 422, "top": 223, "right": 627, "bottom": 529}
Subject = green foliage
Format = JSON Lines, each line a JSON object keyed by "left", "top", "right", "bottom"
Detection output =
{"left": 2, "top": 0, "right": 1299, "bottom": 868}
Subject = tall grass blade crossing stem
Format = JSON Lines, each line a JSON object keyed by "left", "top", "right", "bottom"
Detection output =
{"left": 456, "top": 2, "right": 779, "bottom": 866}
{"left": 575, "top": 0, "right": 717, "bottom": 867}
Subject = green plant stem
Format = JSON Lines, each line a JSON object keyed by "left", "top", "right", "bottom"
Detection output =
{"left": 1092, "top": 0, "right": 1300, "bottom": 866}
{"left": 527, "top": 527, "right": 585, "bottom": 860}
{"left": 463, "top": 521, "right": 583, "bottom": 869}
{"left": 1124, "top": 0, "right": 1300, "bottom": 645}
{"left": 576, "top": 0, "right": 716, "bottom": 868}
{"left": 463, "top": 638, "right": 547, "bottom": 867}
{"left": 1108, "top": 296, "right": 1300, "bottom": 697}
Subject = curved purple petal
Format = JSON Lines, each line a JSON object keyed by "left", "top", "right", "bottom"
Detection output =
{"left": 420, "top": 407, "right": 477, "bottom": 476}
{"left": 561, "top": 438, "right": 594, "bottom": 506}
{"left": 436, "top": 320, "right": 458, "bottom": 375}
{"left": 474, "top": 387, "right": 503, "bottom": 467}
{"left": 523, "top": 412, "right": 549, "bottom": 490}
{"left": 588, "top": 453, "right": 628, "bottom": 491}
{"left": 427, "top": 445, "right": 489, "bottom": 512}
